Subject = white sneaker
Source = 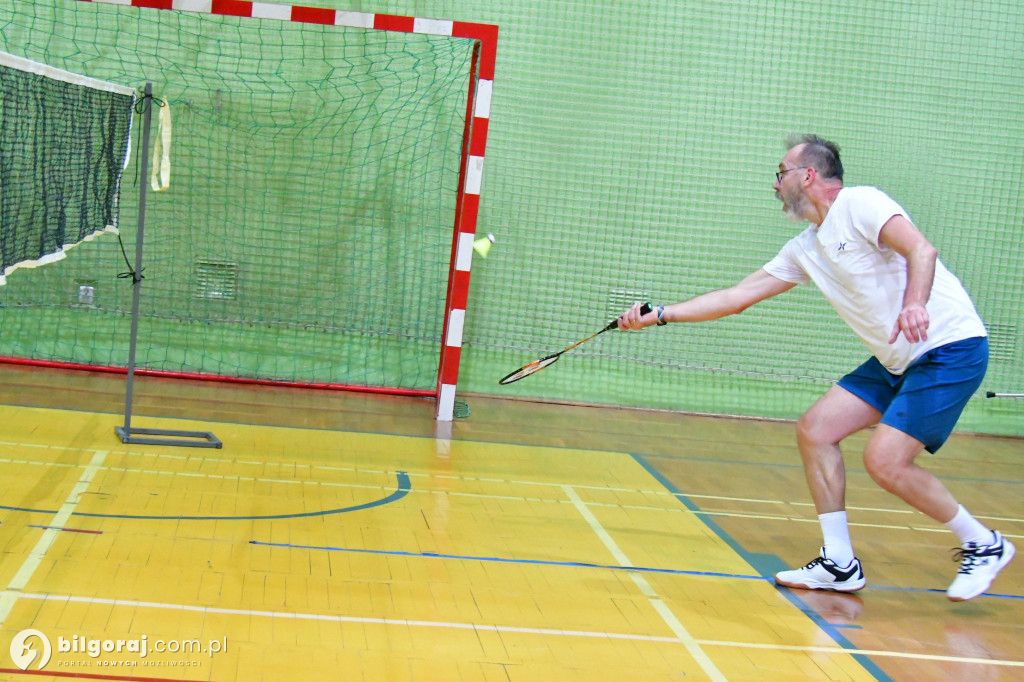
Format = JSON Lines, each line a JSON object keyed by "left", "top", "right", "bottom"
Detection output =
{"left": 775, "top": 548, "right": 866, "bottom": 592}
{"left": 947, "top": 531, "right": 1016, "bottom": 602}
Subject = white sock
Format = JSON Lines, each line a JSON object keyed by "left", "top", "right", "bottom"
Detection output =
{"left": 819, "top": 511, "right": 855, "bottom": 567}
{"left": 944, "top": 505, "right": 994, "bottom": 546}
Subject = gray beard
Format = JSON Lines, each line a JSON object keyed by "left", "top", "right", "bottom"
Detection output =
{"left": 784, "top": 202, "right": 805, "bottom": 222}
{"left": 779, "top": 188, "right": 808, "bottom": 222}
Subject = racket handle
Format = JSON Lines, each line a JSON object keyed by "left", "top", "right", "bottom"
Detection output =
{"left": 605, "top": 302, "right": 653, "bottom": 330}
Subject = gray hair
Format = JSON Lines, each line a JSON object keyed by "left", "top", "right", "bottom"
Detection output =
{"left": 785, "top": 133, "right": 844, "bottom": 181}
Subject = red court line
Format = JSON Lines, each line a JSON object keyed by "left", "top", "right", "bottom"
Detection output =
{"left": 27, "top": 525, "right": 103, "bottom": 535}
{"left": 0, "top": 667, "right": 200, "bottom": 681}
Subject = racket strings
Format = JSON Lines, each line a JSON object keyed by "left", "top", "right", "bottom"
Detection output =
{"left": 499, "top": 354, "right": 559, "bottom": 384}
{"left": 498, "top": 304, "right": 651, "bottom": 385}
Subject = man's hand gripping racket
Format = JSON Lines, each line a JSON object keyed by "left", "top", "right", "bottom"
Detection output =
{"left": 499, "top": 303, "right": 652, "bottom": 385}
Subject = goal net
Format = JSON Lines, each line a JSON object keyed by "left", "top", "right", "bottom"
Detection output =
{"left": 0, "top": 0, "right": 496, "bottom": 420}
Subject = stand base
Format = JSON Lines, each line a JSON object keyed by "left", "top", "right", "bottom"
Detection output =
{"left": 115, "top": 426, "right": 222, "bottom": 448}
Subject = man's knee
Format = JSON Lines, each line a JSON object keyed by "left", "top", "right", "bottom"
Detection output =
{"left": 796, "top": 410, "right": 830, "bottom": 447}
{"left": 863, "top": 446, "right": 899, "bottom": 490}
{"left": 862, "top": 426, "right": 925, "bottom": 492}
{"left": 798, "top": 387, "right": 880, "bottom": 448}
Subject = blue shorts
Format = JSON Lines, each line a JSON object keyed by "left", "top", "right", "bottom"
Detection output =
{"left": 836, "top": 337, "right": 988, "bottom": 453}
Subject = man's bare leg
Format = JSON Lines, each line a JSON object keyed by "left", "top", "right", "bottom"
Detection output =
{"left": 774, "top": 386, "right": 881, "bottom": 592}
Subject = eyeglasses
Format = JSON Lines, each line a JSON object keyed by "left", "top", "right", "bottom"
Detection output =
{"left": 776, "top": 166, "right": 809, "bottom": 183}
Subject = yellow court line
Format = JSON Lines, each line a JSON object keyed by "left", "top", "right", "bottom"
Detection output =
{"left": 17, "top": 593, "right": 1024, "bottom": 669}
{"left": 0, "top": 451, "right": 1021, "bottom": 536}
{"left": 579, "top": 502, "right": 1024, "bottom": 538}
{"left": 0, "top": 438, "right": 1019, "bottom": 525}
{"left": 0, "top": 450, "right": 107, "bottom": 626}
{"left": 1, "top": 407, "right": 1019, "bottom": 680}
{"left": 19, "top": 592, "right": 679, "bottom": 644}
{"left": 560, "top": 484, "right": 728, "bottom": 681}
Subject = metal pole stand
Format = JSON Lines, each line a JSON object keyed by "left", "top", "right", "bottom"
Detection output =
{"left": 115, "top": 83, "right": 222, "bottom": 449}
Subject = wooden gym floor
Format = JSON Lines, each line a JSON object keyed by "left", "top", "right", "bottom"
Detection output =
{"left": 0, "top": 364, "right": 1020, "bottom": 681}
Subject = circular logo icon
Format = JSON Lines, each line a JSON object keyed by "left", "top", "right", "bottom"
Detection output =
{"left": 10, "top": 629, "right": 51, "bottom": 671}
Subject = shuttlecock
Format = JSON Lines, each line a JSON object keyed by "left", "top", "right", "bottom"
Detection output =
{"left": 473, "top": 233, "right": 495, "bottom": 258}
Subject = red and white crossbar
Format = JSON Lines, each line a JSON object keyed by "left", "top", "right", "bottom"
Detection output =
{"left": 71, "top": 0, "right": 498, "bottom": 422}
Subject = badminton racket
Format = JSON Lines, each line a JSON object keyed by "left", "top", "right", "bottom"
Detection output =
{"left": 499, "top": 303, "right": 652, "bottom": 385}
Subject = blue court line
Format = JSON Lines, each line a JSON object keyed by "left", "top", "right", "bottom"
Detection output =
{"left": 629, "top": 453, "right": 894, "bottom": 682}
{"left": 868, "top": 583, "right": 1024, "bottom": 599}
{"left": 0, "top": 471, "right": 410, "bottom": 521}
{"left": 248, "top": 538, "right": 1023, "bottom": 602}
{"left": 248, "top": 540, "right": 773, "bottom": 580}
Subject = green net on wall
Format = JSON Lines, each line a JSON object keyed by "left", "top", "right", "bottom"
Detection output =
{"left": 1, "top": 0, "right": 1021, "bottom": 436}
{"left": 450, "top": 0, "right": 1023, "bottom": 435}
{"left": 0, "top": 0, "right": 475, "bottom": 391}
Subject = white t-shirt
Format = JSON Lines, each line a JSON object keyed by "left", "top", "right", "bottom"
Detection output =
{"left": 763, "top": 186, "right": 987, "bottom": 374}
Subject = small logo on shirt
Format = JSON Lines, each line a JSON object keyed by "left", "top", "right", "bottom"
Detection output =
{"left": 837, "top": 242, "right": 847, "bottom": 252}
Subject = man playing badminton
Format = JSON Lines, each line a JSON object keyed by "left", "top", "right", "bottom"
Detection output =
{"left": 618, "top": 134, "right": 1013, "bottom": 601}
